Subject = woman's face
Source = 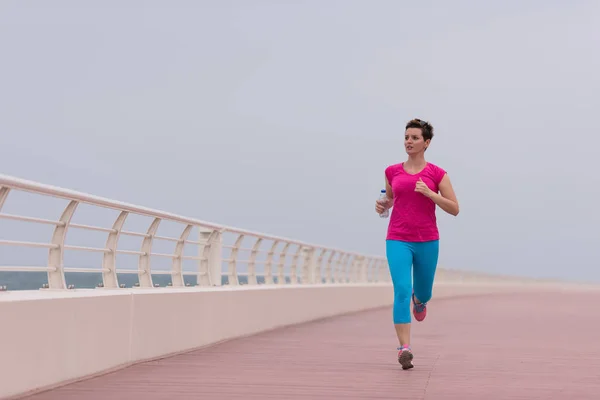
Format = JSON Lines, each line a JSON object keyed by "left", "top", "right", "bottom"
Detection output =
{"left": 404, "top": 127, "right": 429, "bottom": 154}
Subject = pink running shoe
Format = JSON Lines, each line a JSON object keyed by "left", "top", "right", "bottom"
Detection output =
{"left": 397, "top": 345, "right": 414, "bottom": 370}
{"left": 412, "top": 293, "right": 427, "bottom": 322}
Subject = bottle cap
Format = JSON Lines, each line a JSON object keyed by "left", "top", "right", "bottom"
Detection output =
{"left": 380, "top": 189, "right": 386, "bottom": 193}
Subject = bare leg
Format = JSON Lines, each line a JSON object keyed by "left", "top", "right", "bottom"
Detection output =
{"left": 395, "top": 323, "right": 410, "bottom": 347}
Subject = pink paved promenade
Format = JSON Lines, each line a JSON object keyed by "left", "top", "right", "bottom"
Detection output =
{"left": 20, "top": 290, "right": 600, "bottom": 399}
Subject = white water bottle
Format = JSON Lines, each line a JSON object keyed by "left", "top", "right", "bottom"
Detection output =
{"left": 378, "top": 189, "right": 389, "bottom": 218}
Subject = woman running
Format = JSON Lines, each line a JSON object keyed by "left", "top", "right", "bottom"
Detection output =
{"left": 375, "top": 118, "right": 459, "bottom": 370}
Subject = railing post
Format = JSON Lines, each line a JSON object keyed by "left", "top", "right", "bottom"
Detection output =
{"left": 326, "top": 251, "right": 336, "bottom": 284}
{"left": 0, "top": 186, "right": 9, "bottom": 211}
{"left": 315, "top": 249, "right": 327, "bottom": 285}
{"left": 336, "top": 253, "right": 348, "bottom": 283}
{"left": 171, "top": 224, "right": 192, "bottom": 287}
{"left": 227, "top": 234, "right": 244, "bottom": 286}
{"left": 264, "top": 241, "right": 279, "bottom": 285}
{"left": 349, "top": 256, "right": 356, "bottom": 283}
{"left": 138, "top": 218, "right": 160, "bottom": 288}
{"left": 247, "top": 238, "right": 262, "bottom": 285}
{"left": 302, "top": 247, "right": 316, "bottom": 284}
{"left": 277, "top": 243, "right": 290, "bottom": 285}
{"left": 199, "top": 228, "right": 222, "bottom": 286}
{"left": 350, "top": 255, "right": 358, "bottom": 283}
{"left": 102, "top": 211, "right": 128, "bottom": 288}
{"left": 361, "top": 258, "right": 371, "bottom": 283}
{"left": 209, "top": 231, "right": 222, "bottom": 286}
{"left": 290, "top": 246, "right": 302, "bottom": 284}
{"left": 47, "top": 200, "right": 78, "bottom": 290}
{"left": 353, "top": 256, "right": 364, "bottom": 283}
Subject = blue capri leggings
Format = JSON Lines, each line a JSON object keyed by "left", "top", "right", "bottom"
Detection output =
{"left": 386, "top": 239, "right": 439, "bottom": 324}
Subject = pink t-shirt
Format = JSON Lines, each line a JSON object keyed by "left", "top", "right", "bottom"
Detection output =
{"left": 385, "top": 162, "right": 447, "bottom": 242}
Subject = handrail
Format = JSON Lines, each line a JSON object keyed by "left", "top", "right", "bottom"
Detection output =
{"left": 0, "top": 174, "right": 389, "bottom": 290}
{"left": 0, "top": 174, "right": 379, "bottom": 257}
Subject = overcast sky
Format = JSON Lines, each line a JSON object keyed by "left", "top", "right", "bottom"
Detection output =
{"left": 1, "top": 1, "right": 599, "bottom": 283}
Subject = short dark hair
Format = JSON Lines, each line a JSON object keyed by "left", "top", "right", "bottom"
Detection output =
{"left": 405, "top": 118, "right": 434, "bottom": 142}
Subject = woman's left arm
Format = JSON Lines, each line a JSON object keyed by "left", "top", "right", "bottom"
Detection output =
{"left": 428, "top": 174, "right": 459, "bottom": 216}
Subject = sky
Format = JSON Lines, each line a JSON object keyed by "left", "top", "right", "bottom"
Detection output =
{"left": 1, "top": 0, "right": 599, "bottom": 283}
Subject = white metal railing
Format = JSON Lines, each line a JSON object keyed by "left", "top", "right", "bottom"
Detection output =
{"left": 0, "top": 174, "right": 390, "bottom": 290}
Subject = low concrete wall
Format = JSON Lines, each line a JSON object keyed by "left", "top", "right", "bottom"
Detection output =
{"left": 127, "top": 284, "right": 395, "bottom": 362}
{"left": 0, "top": 283, "right": 393, "bottom": 399}
{"left": 1, "top": 279, "right": 595, "bottom": 399}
